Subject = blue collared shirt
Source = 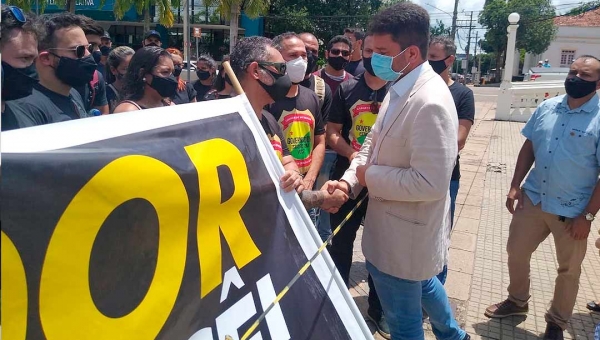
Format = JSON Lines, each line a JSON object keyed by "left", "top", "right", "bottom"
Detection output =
{"left": 522, "top": 94, "right": 600, "bottom": 218}
{"left": 381, "top": 62, "right": 427, "bottom": 129}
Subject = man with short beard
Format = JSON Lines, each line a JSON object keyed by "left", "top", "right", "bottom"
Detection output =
{"left": 3, "top": 12, "right": 95, "bottom": 129}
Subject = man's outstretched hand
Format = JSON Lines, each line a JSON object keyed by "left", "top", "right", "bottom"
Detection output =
{"left": 320, "top": 189, "right": 348, "bottom": 213}
{"left": 280, "top": 170, "right": 304, "bottom": 193}
{"left": 321, "top": 180, "right": 350, "bottom": 195}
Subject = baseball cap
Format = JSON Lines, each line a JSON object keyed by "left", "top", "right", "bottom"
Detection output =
{"left": 102, "top": 31, "right": 111, "bottom": 40}
{"left": 145, "top": 30, "right": 161, "bottom": 40}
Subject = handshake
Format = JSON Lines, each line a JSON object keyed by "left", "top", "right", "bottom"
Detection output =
{"left": 279, "top": 169, "right": 351, "bottom": 213}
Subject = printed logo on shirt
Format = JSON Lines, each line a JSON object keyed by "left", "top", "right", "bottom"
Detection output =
{"left": 349, "top": 100, "right": 379, "bottom": 151}
{"left": 267, "top": 133, "right": 284, "bottom": 162}
{"left": 279, "top": 109, "right": 315, "bottom": 174}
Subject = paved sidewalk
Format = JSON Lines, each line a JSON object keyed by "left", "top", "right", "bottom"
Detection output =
{"left": 348, "top": 101, "right": 600, "bottom": 339}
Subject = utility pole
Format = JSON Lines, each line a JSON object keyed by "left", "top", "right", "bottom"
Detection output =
{"left": 463, "top": 11, "right": 475, "bottom": 83}
{"left": 473, "top": 31, "right": 480, "bottom": 85}
{"left": 450, "top": 0, "right": 460, "bottom": 41}
{"left": 183, "top": 0, "right": 190, "bottom": 80}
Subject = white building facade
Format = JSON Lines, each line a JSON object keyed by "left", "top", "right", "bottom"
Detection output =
{"left": 522, "top": 8, "right": 600, "bottom": 73}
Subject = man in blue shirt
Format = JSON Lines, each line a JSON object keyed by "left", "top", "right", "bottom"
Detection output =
{"left": 485, "top": 55, "right": 600, "bottom": 340}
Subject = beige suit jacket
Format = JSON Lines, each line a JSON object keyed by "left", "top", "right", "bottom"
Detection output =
{"left": 341, "top": 63, "right": 458, "bottom": 281}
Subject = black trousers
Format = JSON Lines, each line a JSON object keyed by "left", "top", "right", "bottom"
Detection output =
{"left": 328, "top": 191, "right": 382, "bottom": 316}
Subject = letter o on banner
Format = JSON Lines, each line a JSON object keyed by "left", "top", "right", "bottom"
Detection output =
{"left": 40, "top": 155, "right": 189, "bottom": 339}
{"left": 1, "top": 231, "right": 28, "bottom": 340}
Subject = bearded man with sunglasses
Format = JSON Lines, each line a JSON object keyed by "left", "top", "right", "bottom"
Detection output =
{"left": 3, "top": 12, "right": 96, "bottom": 129}
{"left": 230, "top": 36, "right": 348, "bottom": 213}
{"left": 314, "top": 35, "right": 352, "bottom": 94}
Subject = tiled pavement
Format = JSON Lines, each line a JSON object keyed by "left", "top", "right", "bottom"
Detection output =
{"left": 347, "top": 101, "right": 600, "bottom": 339}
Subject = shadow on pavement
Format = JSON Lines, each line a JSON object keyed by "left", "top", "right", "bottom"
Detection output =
{"left": 471, "top": 316, "right": 539, "bottom": 340}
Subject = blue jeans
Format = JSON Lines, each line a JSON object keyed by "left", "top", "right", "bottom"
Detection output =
{"left": 437, "top": 179, "right": 460, "bottom": 285}
{"left": 314, "top": 150, "right": 337, "bottom": 242}
{"left": 367, "top": 261, "right": 466, "bottom": 340}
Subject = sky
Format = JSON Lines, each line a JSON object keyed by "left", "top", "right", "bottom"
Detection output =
{"left": 415, "top": 0, "right": 585, "bottom": 53}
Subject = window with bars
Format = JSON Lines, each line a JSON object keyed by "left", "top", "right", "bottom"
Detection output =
{"left": 560, "top": 50, "right": 576, "bottom": 67}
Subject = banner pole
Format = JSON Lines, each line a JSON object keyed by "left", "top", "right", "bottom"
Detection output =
{"left": 221, "top": 61, "right": 245, "bottom": 96}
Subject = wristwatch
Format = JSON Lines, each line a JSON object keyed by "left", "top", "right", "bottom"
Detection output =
{"left": 584, "top": 212, "right": 596, "bottom": 221}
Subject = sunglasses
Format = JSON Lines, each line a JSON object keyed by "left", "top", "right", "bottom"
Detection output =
{"left": 369, "top": 90, "right": 380, "bottom": 114}
{"left": 48, "top": 44, "right": 91, "bottom": 59}
{"left": 329, "top": 48, "right": 351, "bottom": 57}
{"left": 257, "top": 61, "right": 287, "bottom": 75}
{"left": 7, "top": 6, "right": 26, "bottom": 23}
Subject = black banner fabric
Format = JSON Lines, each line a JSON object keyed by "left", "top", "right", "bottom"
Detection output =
{"left": 1, "top": 112, "right": 352, "bottom": 340}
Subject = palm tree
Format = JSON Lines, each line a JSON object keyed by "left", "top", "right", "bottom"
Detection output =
{"left": 112, "top": 0, "right": 179, "bottom": 30}
{"left": 204, "top": 0, "right": 270, "bottom": 52}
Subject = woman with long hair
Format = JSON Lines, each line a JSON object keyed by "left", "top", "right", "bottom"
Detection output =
{"left": 165, "top": 47, "right": 197, "bottom": 104}
{"left": 105, "top": 46, "right": 135, "bottom": 113}
{"left": 113, "top": 46, "right": 178, "bottom": 112}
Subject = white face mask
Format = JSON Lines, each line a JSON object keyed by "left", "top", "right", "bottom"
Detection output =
{"left": 286, "top": 56, "right": 308, "bottom": 83}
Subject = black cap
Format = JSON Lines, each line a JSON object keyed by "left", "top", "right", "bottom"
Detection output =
{"left": 144, "top": 30, "right": 161, "bottom": 40}
{"left": 102, "top": 31, "right": 111, "bottom": 41}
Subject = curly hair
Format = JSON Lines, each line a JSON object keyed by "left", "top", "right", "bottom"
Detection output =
{"left": 165, "top": 47, "right": 186, "bottom": 92}
{"left": 123, "top": 46, "right": 172, "bottom": 101}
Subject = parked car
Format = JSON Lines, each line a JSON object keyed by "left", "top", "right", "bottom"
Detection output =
{"left": 526, "top": 67, "right": 569, "bottom": 82}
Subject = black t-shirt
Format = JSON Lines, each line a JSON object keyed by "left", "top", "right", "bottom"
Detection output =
{"left": 74, "top": 70, "right": 108, "bottom": 112}
{"left": 299, "top": 74, "right": 333, "bottom": 122}
{"left": 171, "top": 82, "right": 197, "bottom": 105}
{"left": 106, "top": 84, "right": 120, "bottom": 113}
{"left": 267, "top": 86, "right": 325, "bottom": 174}
{"left": 260, "top": 110, "right": 290, "bottom": 162}
{"left": 193, "top": 81, "right": 212, "bottom": 102}
{"left": 328, "top": 74, "right": 390, "bottom": 178}
{"left": 448, "top": 81, "right": 475, "bottom": 181}
{"left": 345, "top": 60, "right": 366, "bottom": 77}
{"left": 2, "top": 83, "right": 88, "bottom": 131}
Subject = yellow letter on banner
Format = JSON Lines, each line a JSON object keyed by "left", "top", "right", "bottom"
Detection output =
{"left": 185, "top": 139, "right": 261, "bottom": 297}
{"left": 40, "top": 155, "right": 189, "bottom": 339}
{"left": 1, "top": 231, "right": 28, "bottom": 340}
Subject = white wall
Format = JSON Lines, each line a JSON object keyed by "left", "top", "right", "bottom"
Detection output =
{"left": 541, "top": 26, "right": 600, "bottom": 67}
{"left": 523, "top": 26, "right": 600, "bottom": 73}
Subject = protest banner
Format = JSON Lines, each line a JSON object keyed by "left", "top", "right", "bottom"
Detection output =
{"left": 0, "top": 96, "right": 373, "bottom": 340}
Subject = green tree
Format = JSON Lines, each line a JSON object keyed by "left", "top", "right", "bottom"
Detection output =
{"left": 566, "top": 0, "right": 600, "bottom": 15}
{"left": 479, "top": 0, "right": 556, "bottom": 72}
{"left": 110, "top": 0, "right": 179, "bottom": 30}
{"left": 204, "top": 0, "right": 270, "bottom": 53}
{"left": 430, "top": 20, "right": 451, "bottom": 36}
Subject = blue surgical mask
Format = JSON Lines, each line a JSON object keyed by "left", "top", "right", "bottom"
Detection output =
{"left": 372, "top": 47, "right": 410, "bottom": 81}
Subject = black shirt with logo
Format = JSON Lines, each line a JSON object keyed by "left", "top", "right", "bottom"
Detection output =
{"left": 2, "top": 83, "right": 88, "bottom": 131}
{"left": 193, "top": 81, "right": 212, "bottom": 102}
{"left": 267, "top": 86, "right": 325, "bottom": 174}
{"left": 260, "top": 109, "right": 290, "bottom": 162}
{"left": 299, "top": 74, "right": 333, "bottom": 122}
{"left": 171, "top": 82, "right": 198, "bottom": 105}
{"left": 448, "top": 81, "right": 475, "bottom": 181}
{"left": 328, "top": 74, "right": 390, "bottom": 178}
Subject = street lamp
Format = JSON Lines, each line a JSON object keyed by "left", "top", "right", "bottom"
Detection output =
{"left": 501, "top": 12, "right": 520, "bottom": 87}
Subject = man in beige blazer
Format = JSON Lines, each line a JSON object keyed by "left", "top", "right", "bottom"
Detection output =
{"left": 324, "top": 3, "right": 469, "bottom": 339}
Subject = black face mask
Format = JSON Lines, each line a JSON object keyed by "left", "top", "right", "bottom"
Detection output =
{"left": 115, "top": 72, "right": 126, "bottom": 81}
{"left": 54, "top": 54, "right": 97, "bottom": 87}
{"left": 328, "top": 56, "right": 349, "bottom": 71}
{"left": 100, "top": 46, "right": 111, "bottom": 57}
{"left": 149, "top": 74, "right": 179, "bottom": 98}
{"left": 214, "top": 73, "right": 232, "bottom": 92}
{"left": 1, "top": 61, "right": 39, "bottom": 101}
{"left": 565, "top": 76, "right": 599, "bottom": 99}
{"left": 429, "top": 56, "right": 451, "bottom": 75}
{"left": 258, "top": 66, "right": 292, "bottom": 102}
{"left": 306, "top": 51, "right": 318, "bottom": 76}
{"left": 197, "top": 70, "right": 211, "bottom": 81}
{"left": 145, "top": 42, "right": 158, "bottom": 47}
{"left": 363, "top": 57, "right": 376, "bottom": 77}
{"left": 173, "top": 66, "right": 183, "bottom": 77}
{"left": 92, "top": 51, "right": 102, "bottom": 64}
